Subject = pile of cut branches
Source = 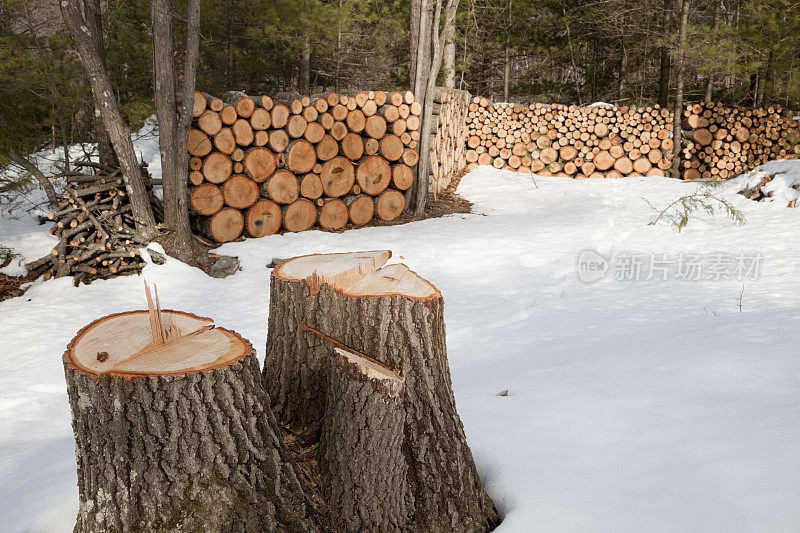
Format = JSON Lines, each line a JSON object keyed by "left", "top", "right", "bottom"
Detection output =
{"left": 26, "top": 161, "right": 163, "bottom": 285}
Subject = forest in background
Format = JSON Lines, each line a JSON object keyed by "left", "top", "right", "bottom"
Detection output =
{"left": 1, "top": 0, "right": 799, "bottom": 166}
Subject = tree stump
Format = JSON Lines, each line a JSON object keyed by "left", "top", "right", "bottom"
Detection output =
{"left": 263, "top": 251, "right": 499, "bottom": 532}
{"left": 316, "top": 341, "right": 412, "bottom": 532}
{"left": 63, "top": 288, "right": 313, "bottom": 532}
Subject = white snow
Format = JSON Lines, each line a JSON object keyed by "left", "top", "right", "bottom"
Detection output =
{"left": 2, "top": 163, "right": 800, "bottom": 532}
{"left": 723, "top": 159, "right": 800, "bottom": 207}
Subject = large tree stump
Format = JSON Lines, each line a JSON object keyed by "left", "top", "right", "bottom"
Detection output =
{"left": 264, "top": 251, "right": 499, "bottom": 532}
{"left": 64, "top": 290, "right": 313, "bottom": 532}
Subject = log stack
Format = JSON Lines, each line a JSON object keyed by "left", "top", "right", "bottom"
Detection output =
{"left": 430, "top": 88, "right": 470, "bottom": 196}
{"left": 189, "top": 90, "right": 420, "bottom": 243}
{"left": 464, "top": 99, "right": 674, "bottom": 178}
{"left": 26, "top": 160, "right": 162, "bottom": 285}
{"left": 681, "top": 102, "right": 800, "bottom": 180}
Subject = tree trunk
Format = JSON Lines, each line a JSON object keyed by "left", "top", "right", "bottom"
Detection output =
{"left": 415, "top": 0, "right": 460, "bottom": 216}
{"left": 64, "top": 309, "right": 313, "bottom": 532}
{"left": 7, "top": 147, "right": 58, "bottom": 209}
{"left": 317, "top": 341, "right": 412, "bottom": 532}
{"left": 657, "top": 0, "right": 673, "bottom": 108}
{"left": 300, "top": 35, "right": 311, "bottom": 95}
{"left": 263, "top": 250, "right": 499, "bottom": 532}
{"left": 150, "top": 0, "right": 201, "bottom": 262}
{"left": 443, "top": 9, "right": 456, "bottom": 88}
{"left": 413, "top": 0, "right": 432, "bottom": 103}
{"left": 671, "top": 0, "right": 690, "bottom": 179}
{"left": 59, "top": 0, "right": 157, "bottom": 238}
{"left": 410, "top": 0, "right": 422, "bottom": 90}
{"left": 703, "top": 0, "right": 720, "bottom": 104}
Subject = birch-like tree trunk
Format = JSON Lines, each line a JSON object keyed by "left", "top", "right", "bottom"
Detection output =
{"left": 59, "top": 0, "right": 157, "bottom": 238}
{"left": 671, "top": 0, "right": 690, "bottom": 179}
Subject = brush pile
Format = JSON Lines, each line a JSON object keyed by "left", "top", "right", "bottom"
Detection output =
{"left": 26, "top": 161, "right": 163, "bottom": 285}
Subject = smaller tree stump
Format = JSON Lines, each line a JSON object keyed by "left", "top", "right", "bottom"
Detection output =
{"left": 316, "top": 340, "right": 412, "bottom": 532}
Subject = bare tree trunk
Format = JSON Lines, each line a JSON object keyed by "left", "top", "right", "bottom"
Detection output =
{"left": 761, "top": 49, "right": 774, "bottom": 107}
{"left": 503, "top": 47, "right": 511, "bottom": 102}
{"left": 150, "top": 0, "right": 201, "bottom": 261}
{"left": 7, "top": 148, "right": 58, "bottom": 209}
{"left": 704, "top": 0, "right": 720, "bottom": 103}
{"left": 443, "top": 6, "right": 456, "bottom": 88}
{"left": 300, "top": 35, "right": 311, "bottom": 95}
{"left": 410, "top": 0, "right": 421, "bottom": 90}
{"left": 21, "top": 2, "right": 71, "bottom": 173}
{"left": 657, "top": 0, "right": 673, "bottom": 108}
{"left": 671, "top": 0, "right": 690, "bottom": 179}
{"left": 503, "top": 0, "right": 512, "bottom": 102}
{"left": 413, "top": 0, "right": 431, "bottom": 101}
{"left": 59, "top": 0, "right": 157, "bottom": 238}
{"left": 415, "top": 0, "right": 460, "bottom": 217}
{"left": 618, "top": 40, "right": 628, "bottom": 102}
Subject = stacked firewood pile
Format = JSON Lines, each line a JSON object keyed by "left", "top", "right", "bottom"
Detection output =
{"left": 464, "top": 98, "right": 675, "bottom": 178}
{"left": 430, "top": 88, "right": 469, "bottom": 196}
{"left": 26, "top": 161, "right": 162, "bottom": 285}
{"left": 189, "top": 90, "right": 421, "bottom": 243}
{"left": 681, "top": 102, "right": 800, "bottom": 180}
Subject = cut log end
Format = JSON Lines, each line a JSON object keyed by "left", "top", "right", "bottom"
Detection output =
{"left": 64, "top": 310, "right": 251, "bottom": 378}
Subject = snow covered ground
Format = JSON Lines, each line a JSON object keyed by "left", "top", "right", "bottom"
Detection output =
{"left": 2, "top": 163, "right": 800, "bottom": 532}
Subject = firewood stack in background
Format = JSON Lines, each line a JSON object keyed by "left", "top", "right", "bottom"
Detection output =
{"left": 464, "top": 98, "right": 675, "bottom": 178}
{"left": 681, "top": 102, "right": 800, "bottom": 180}
{"left": 26, "top": 160, "right": 162, "bottom": 285}
{"left": 189, "top": 90, "right": 420, "bottom": 243}
{"left": 429, "top": 88, "right": 470, "bottom": 195}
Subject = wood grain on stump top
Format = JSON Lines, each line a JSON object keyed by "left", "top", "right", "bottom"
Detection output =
{"left": 65, "top": 310, "right": 251, "bottom": 378}
{"left": 273, "top": 250, "right": 439, "bottom": 300}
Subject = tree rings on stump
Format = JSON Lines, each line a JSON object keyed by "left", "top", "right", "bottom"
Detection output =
{"left": 264, "top": 250, "right": 499, "bottom": 531}
{"left": 63, "top": 310, "right": 312, "bottom": 531}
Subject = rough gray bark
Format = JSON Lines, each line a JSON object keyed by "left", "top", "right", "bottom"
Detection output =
{"left": 415, "top": 0, "right": 460, "bottom": 217}
{"left": 151, "top": 0, "right": 201, "bottom": 261}
{"left": 59, "top": 0, "right": 157, "bottom": 238}
{"left": 443, "top": 6, "right": 456, "bottom": 89}
{"left": 263, "top": 260, "right": 499, "bottom": 532}
{"left": 64, "top": 332, "right": 313, "bottom": 532}
{"left": 657, "top": 0, "right": 673, "bottom": 108}
{"left": 671, "top": 0, "right": 690, "bottom": 179}
{"left": 300, "top": 35, "right": 312, "bottom": 95}
{"left": 317, "top": 343, "right": 412, "bottom": 532}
